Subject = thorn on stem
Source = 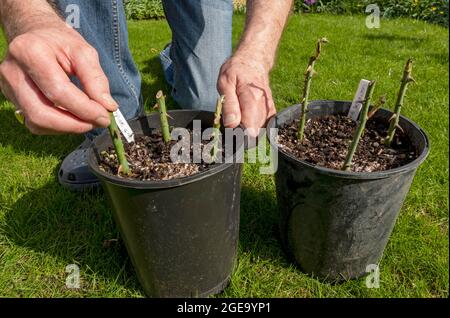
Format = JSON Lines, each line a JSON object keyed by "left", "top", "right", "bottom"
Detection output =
{"left": 388, "top": 113, "right": 397, "bottom": 122}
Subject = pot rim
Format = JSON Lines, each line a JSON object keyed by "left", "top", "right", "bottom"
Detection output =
{"left": 267, "top": 100, "right": 430, "bottom": 180}
{"left": 88, "top": 110, "right": 238, "bottom": 189}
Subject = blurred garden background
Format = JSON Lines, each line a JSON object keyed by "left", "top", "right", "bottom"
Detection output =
{"left": 125, "top": 0, "right": 449, "bottom": 27}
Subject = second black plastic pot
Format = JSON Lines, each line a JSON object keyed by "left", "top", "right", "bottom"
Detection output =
{"left": 88, "top": 110, "right": 243, "bottom": 297}
{"left": 267, "top": 101, "right": 430, "bottom": 281}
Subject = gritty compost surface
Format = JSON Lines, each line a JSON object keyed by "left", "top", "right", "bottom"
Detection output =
{"left": 99, "top": 129, "right": 220, "bottom": 180}
{"left": 278, "top": 115, "right": 418, "bottom": 172}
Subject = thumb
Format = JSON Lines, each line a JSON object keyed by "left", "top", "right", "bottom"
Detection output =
{"left": 237, "top": 84, "right": 266, "bottom": 137}
{"left": 218, "top": 78, "right": 241, "bottom": 128}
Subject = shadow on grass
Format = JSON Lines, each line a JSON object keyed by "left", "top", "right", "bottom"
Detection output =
{"left": 3, "top": 177, "right": 293, "bottom": 296}
{"left": 361, "top": 32, "right": 426, "bottom": 43}
{"left": 238, "top": 184, "right": 291, "bottom": 265}
{"left": 0, "top": 107, "right": 83, "bottom": 159}
{"left": 2, "top": 181, "right": 143, "bottom": 295}
{"left": 238, "top": 182, "right": 352, "bottom": 286}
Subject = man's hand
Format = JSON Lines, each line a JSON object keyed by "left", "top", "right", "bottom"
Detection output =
{"left": 218, "top": 54, "right": 275, "bottom": 137}
{"left": 217, "top": 0, "right": 293, "bottom": 136}
{"left": 0, "top": 1, "right": 117, "bottom": 135}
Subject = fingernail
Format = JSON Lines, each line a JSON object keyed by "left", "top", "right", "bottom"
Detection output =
{"left": 223, "top": 114, "right": 237, "bottom": 126}
{"left": 102, "top": 93, "right": 118, "bottom": 110}
{"left": 96, "top": 116, "right": 110, "bottom": 127}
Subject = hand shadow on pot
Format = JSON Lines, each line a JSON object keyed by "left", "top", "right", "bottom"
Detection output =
{"left": 3, "top": 181, "right": 144, "bottom": 295}
{"left": 0, "top": 106, "right": 83, "bottom": 158}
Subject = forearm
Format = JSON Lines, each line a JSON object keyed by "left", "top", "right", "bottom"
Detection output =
{"left": 236, "top": 0, "right": 293, "bottom": 71}
{"left": 0, "top": 0, "right": 62, "bottom": 42}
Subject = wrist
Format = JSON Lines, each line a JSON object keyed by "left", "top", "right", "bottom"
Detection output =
{"left": 0, "top": 0, "right": 63, "bottom": 42}
{"left": 233, "top": 45, "right": 274, "bottom": 73}
{"left": 7, "top": 15, "right": 64, "bottom": 42}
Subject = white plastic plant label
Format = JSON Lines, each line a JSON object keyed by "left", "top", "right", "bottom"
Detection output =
{"left": 348, "top": 79, "right": 371, "bottom": 121}
{"left": 113, "top": 109, "right": 135, "bottom": 143}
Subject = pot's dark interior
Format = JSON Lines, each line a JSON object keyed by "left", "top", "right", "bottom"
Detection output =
{"left": 88, "top": 110, "right": 243, "bottom": 188}
{"left": 268, "top": 100, "right": 430, "bottom": 175}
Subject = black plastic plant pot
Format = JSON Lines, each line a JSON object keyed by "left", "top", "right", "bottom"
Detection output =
{"left": 88, "top": 110, "right": 243, "bottom": 297}
{"left": 267, "top": 100, "right": 429, "bottom": 282}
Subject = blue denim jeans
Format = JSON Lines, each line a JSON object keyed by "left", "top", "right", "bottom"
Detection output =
{"left": 55, "top": 0, "right": 233, "bottom": 138}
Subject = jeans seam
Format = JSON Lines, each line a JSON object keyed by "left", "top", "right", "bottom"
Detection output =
{"left": 111, "top": 0, "right": 141, "bottom": 116}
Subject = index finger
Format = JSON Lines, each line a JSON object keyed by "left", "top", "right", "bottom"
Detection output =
{"left": 15, "top": 43, "right": 111, "bottom": 127}
{"left": 70, "top": 45, "right": 118, "bottom": 112}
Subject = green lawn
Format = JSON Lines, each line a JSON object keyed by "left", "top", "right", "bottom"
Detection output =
{"left": 0, "top": 14, "right": 448, "bottom": 298}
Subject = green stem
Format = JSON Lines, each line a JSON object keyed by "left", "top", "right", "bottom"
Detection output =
{"left": 342, "top": 80, "right": 376, "bottom": 171}
{"left": 211, "top": 95, "right": 225, "bottom": 161}
{"left": 298, "top": 38, "right": 328, "bottom": 141}
{"left": 108, "top": 112, "right": 130, "bottom": 175}
{"left": 298, "top": 60, "right": 314, "bottom": 142}
{"left": 156, "top": 90, "right": 171, "bottom": 143}
{"left": 385, "top": 58, "right": 415, "bottom": 147}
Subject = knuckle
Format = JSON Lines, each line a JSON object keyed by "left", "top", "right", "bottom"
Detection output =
{"left": 219, "top": 66, "right": 231, "bottom": 78}
{"left": 46, "top": 82, "right": 69, "bottom": 101}
{"left": 8, "top": 35, "right": 28, "bottom": 56}
{"left": 83, "top": 45, "right": 99, "bottom": 60}
{"left": 220, "top": 70, "right": 235, "bottom": 84}
{"left": 217, "top": 76, "right": 230, "bottom": 90}
{"left": 31, "top": 42, "right": 46, "bottom": 54}
{"left": 11, "top": 34, "right": 44, "bottom": 58}
{"left": 92, "top": 72, "right": 109, "bottom": 87}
